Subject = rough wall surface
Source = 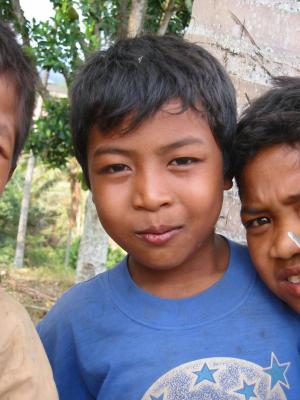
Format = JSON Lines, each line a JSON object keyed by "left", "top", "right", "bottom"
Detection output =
{"left": 186, "top": 0, "right": 300, "bottom": 242}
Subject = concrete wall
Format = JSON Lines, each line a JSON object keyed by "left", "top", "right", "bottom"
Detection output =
{"left": 186, "top": 0, "right": 300, "bottom": 242}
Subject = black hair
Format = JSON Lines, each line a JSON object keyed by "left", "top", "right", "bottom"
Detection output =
{"left": 71, "top": 34, "right": 236, "bottom": 186}
{"left": 233, "top": 76, "right": 300, "bottom": 195}
{"left": 0, "top": 21, "right": 36, "bottom": 170}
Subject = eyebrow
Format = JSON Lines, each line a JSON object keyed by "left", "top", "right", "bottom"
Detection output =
{"left": 284, "top": 193, "right": 300, "bottom": 205}
{"left": 92, "top": 146, "right": 135, "bottom": 159}
{"left": 92, "top": 137, "right": 205, "bottom": 159}
{"left": 158, "top": 137, "right": 205, "bottom": 155}
{"left": 240, "top": 206, "right": 269, "bottom": 215}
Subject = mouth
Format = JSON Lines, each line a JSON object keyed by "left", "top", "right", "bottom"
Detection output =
{"left": 278, "top": 267, "right": 300, "bottom": 296}
{"left": 135, "top": 225, "right": 183, "bottom": 245}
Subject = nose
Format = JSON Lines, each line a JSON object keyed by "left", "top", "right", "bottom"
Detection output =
{"left": 270, "top": 227, "right": 300, "bottom": 260}
{"left": 132, "top": 168, "right": 173, "bottom": 211}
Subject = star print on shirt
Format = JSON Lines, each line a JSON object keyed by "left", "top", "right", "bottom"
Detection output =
{"left": 235, "top": 381, "right": 257, "bottom": 400}
{"left": 192, "top": 362, "right": 217, "bottom": 385}
{"left": 263, "top": 352, "right": 290, "bottom": 390}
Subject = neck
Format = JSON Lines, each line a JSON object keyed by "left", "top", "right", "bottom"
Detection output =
{"left": 128, "top": 234, "right": 230, "bottom": 299}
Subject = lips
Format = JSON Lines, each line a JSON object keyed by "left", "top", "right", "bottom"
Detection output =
{"left": 278, "top": 266, "right": 300, "bottom": 297}
{"left": 135, "top": 225, "right": 183, "bottom": 245}
{"left": 278, "top": 266, "right": 300, "bottom": 281}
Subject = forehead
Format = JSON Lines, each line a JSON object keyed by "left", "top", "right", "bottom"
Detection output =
{"left": 88, "top": 101, "right": 216, "bottom": 152}
{"left": 240, "top": 144, "right": 300, "bottom": 203}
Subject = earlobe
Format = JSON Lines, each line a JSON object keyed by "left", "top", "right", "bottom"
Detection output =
{"left": 6, "top": 169, "right": 14, "bottom": 183}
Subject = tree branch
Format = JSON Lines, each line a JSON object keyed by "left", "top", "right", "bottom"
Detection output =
{"left": 117, "top": 0, "right": 129, "bottom": 39}
{"left": 157, "top": 0, "right": 176, "bottom": 36}
{"left": 128, "top": 0, "right": 148, "bottom": 37}
{"left": 11, "top": 0, "right": 51, "bottom": 102}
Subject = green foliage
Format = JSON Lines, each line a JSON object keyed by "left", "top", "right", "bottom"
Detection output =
{"left": 0, "top": 168, "right": 23, "bottom": 238}
{"left": 107, "top": 245, "right": 126, "bottom": 269}
{"left": 69, "top": 235, "right": 81, "bottom": 268}
{"left": 24, "top": 234, "right": 65, "bottom": 268}
{"left": 167, "top": 0, "right": 192, "bottom": 35}
{"left": 145, "top": 0, "right": 191, "bottom": 36}
{"left": 0, "top": 0, "right": 14, "bottom": 21}
{"left": 0, "top": 163, "right": 71, "bottom": 267}
{"left": 30, "top": 0, "right": 120, "bottom": 85}
{"left": 28, "top": 98, "right": 73, "bottom": 169}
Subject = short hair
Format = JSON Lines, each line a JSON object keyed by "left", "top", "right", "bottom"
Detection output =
{"left": 0, "top": 21, "right": 36, "bottom": 170}
{"left": 233, "top": 76, "right": 300, "bottom": 195}
{"left": 71, "top": 35, "right": 236, "bottom": 186}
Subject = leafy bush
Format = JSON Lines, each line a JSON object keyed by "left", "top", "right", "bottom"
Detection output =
{"left": 24, "top": 235, "right": 65, "bottom": 268}
{"left": 107, "top": 245, "right": 126, "bottom": 269}
{"left": 69, "top": 236, "right": 81, "bottom": 269}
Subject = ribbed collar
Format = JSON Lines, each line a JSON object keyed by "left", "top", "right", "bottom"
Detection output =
{"left": 106, "top": 240, "right": 256, "bottom": 329}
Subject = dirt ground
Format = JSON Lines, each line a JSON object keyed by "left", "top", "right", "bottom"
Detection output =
{"left": 0, "top": 267, "right": 74, "bottom": 324}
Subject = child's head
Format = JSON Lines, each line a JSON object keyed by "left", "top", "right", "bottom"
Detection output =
{"left": 71, "top": 35, "right": 236, "bottom": 187}
{"left": 71, "top": 35, "right": 236, "bottom": 281}
{"left": 0, "top": 21, "right": 36, "bottom": 195}
{"left": 233, "top": 76, "right": 300, "bottom": 312}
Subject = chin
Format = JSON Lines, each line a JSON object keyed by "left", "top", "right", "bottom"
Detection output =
{"left": 287, "top": 300, "right": 300, "bottom": 314}
{"left": 277, "top": 292, "right": 300, "bottom": 314}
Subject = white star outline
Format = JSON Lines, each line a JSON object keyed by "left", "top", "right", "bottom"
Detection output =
{"left": 263, "top": 352, "right": 290, "bottom": 391}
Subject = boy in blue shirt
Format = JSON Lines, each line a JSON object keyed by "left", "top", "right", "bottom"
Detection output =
{"left": 233, "top": 76, "right": 300, "bottom": 315}
{"left": 38, "top": 36, "right": 300, "bottom": 399}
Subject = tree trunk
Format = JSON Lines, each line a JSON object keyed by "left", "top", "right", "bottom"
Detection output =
{"left": 116, "top": 0, "right": 130, "bottom": 39}
{"left": 127, "top": 0, "right": 148, "bottom": 37}
{"left": 64, "top": 159, "right": 81, "bottom": 268}
{"left": 76, "top": 192, "right": 109, "bottom": 283}
{"left": 14, "top": 153, "right": 35, "bottom": 268}
{"left": 157, "top": 0, "right": 176, "bottom": 36}
{"left": 13, "top": 71, "right": 48, "bottom": 269}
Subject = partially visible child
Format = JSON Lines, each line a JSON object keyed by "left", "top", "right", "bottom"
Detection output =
{"left": 0, "top": 21, "right": 58, "bottom": 399}
{"left": 233, "top": 76, "right": 300, "bottom": 314}
{"left": 38, "top": 36, "right": 300, "bottom": 399}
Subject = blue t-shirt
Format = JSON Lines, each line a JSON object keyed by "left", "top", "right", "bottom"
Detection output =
{"left": 38, "top": 241, "right": 300, "bottom": 399}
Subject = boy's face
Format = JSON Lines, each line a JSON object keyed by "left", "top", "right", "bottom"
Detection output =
{"left": 0, "top": 76, "right": 17, "bottom": 195}
{"left": 240, "top": 144, "right": 300, "bottom": 313}
{"left": 88, "top": 100, "right": 230, "bottom": 278}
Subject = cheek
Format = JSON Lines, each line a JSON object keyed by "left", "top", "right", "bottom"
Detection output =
{"left": 92, "top": 187, "right": 128, "bottom": 230}
{"left": 0, "top": 162, "right": 10, "bottom": 195}
{"left": 247, "top": 237, "right": 271, "bottom": 276}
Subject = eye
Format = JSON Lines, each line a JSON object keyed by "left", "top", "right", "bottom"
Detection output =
{"left": 244, "top": 216, "right": 271, "bottom": 229}
{"left": 100, "top": 163, "right": 130, "bottom": 174}
{"left": 169, "top": 157, "right": 199, "bottom": 166}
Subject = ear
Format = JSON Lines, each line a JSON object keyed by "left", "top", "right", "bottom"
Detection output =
{"left": 224, "top": 178, "right": 233, "bottom": 190}
{"left": 5, "top": 168, "right": 14, "bottom": 185}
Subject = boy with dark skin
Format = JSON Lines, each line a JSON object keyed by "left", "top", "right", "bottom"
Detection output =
{"left": 38, "top": 36, "right": 300, "bottom": 399}
{"left": 0, "top": 21, "right": 58, "bottom": 399}
{"left": 233, "top": 76, "right": 300, "bottom": 314}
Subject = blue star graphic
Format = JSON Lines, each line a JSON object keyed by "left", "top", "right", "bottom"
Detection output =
{"left": 150, "top": 395, "right": 164, "bottom": 400}
{"left": 235, "top": 381, "right": 256, "bottom": 400}
{"left": 263, "top": 353, "right": 290, "bottom": 390}
{"left": 193, "top": 362, "right": 217, "bottom": 385}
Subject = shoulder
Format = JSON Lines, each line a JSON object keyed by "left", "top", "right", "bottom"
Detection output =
{"left": 0, "top": 289, "right": 58, "bottom": 399}
{"left": 0, "top": 288, "right": 35, "bottom": 337}
{"left": 38, "top": 260, "right": 126, "bottom": 335}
